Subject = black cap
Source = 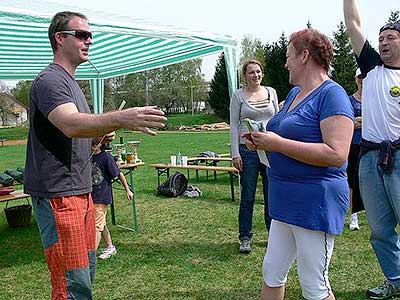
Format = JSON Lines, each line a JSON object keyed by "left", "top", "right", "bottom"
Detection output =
{"left": 379, "top": 21, "right": 400, "bottom": 34}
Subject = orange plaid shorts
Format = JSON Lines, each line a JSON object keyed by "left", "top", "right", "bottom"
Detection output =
{"left": 32, "top": 193, "right": 96, "bottom": 300}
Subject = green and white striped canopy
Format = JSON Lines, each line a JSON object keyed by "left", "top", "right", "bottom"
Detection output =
{"left": 0, "top": 1, "right": 238, "bottom": 112}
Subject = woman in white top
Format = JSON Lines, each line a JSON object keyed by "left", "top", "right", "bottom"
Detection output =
{"left": 229, "top": 60, "right": 279, "bottom": 253}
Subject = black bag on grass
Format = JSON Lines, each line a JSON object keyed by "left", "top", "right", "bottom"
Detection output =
{"left": 198, "top": 151, "right": 219, "bottom": 158}
{"left": 157, "top": 171, "right": 188, "bottom": 197}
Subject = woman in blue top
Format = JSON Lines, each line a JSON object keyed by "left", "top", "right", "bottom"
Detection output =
{"left": 242, "top": 29, "right": 354, "bottom": 300}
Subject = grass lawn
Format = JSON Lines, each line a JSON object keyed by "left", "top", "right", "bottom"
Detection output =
{"left": 0, "top": 130, "right": 383, "bottom": 300}
{"left": 0, "top": 126, "right": 28, "bottom": 141}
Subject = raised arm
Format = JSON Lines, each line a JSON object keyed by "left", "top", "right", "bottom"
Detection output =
{"left": 343, "top": 0, "right": 367, "bottom": 56}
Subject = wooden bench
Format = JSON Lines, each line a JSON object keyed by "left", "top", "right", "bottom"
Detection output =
{"left": 0, "top": 190, "right": 30, "bottom": 203}
{"left": 188, "top": 156, "right": 232, "bottom": 180}
{"left": 0, "top": 139, "right": 6, "bottom": 147}
{"left": 150, "top": 163, "right": 238, "bottom": 202}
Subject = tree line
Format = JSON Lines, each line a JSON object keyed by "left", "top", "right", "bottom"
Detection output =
{"left": 4, "top": 58, "right": 209, "bottom": 120}
{"left": 208, "top": 11, "right": 399, "bottom": 120}
{"left": 2, "top": 10, "right": 399, "bottom": 124}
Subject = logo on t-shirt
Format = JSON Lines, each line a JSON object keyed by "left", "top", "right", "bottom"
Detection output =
{"left": 92, "top": 162, "right": 104, "bottom": 186}
{"left": 390, "top": 86, "right": 400, "bottom": 98}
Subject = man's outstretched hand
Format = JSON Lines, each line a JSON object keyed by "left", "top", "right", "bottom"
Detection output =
{"left": 119, "top": 106, "right": 167, "bottom": 135}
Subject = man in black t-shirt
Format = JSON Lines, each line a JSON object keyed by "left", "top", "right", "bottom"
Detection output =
{"left": 24, "top": 11, "right": 167, "bottom": 300}
{"left": 344, "top": 1, "right": 400, "bottom": 299}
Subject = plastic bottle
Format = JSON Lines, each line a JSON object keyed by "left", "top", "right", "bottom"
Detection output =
{"left": 177, "top": 151, "right": 182, "bottom": 165}
{"left": 120, "top": 137, "right": 126, "bottom": 163}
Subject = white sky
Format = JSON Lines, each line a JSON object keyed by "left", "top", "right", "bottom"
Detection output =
{"left": 3, "top": 0, "right": 399, "bottom": 86}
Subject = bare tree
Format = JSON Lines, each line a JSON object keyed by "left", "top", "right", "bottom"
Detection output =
{"left": 0, "top": 81, "right": 14, "bottom": 126}
{"left": 0, "top": 80, "right": 11, "bottom": 96}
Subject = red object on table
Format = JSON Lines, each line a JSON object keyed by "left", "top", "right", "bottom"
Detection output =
{"left": 0, "top": 186, "right": 15, "bottom": 196}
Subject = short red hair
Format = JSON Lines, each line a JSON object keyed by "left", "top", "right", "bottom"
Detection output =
{"left": 289, "top": 29, "right": 333, "bottom": 72}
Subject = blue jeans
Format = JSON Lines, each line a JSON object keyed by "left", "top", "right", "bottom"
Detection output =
{"left": 359, "top": 150, "right": 400, "bottom": 286}
{"left": 238, "top": 145, "right": 271, "bottom": 240}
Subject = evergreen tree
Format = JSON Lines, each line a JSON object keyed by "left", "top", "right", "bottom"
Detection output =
{"left": 263, "top": 33, "right": 291, "bottom": 102}
{"left": 331, "top": 21, "right": 357, "bottom": 94}
{"left": 387, "top": 10, "right": 400, "bottom": 23}
{"left": 208, "top": 53, "right": 230, "bottom": 120}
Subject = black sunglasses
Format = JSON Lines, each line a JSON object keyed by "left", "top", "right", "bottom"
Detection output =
{"left": 379, "top": 22, "right": 400, "bottom": 34}
{"left": 57, "top": 30, "right": 92, "bottom": 40}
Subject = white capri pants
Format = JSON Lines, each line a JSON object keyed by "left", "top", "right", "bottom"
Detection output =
{"left": 262, "top": 220, "right": 335, "bottom": 300}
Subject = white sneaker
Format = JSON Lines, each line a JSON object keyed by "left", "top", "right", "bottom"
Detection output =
{"left": 349, "top": 213, "right": 360, "bottom": 230}
{"left": 99, "top": 245, "right": 117, "bottom": 259}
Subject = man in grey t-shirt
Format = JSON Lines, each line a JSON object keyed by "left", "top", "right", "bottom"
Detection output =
{"left": 25, "top": 11, "right": 166, "bottom": 300}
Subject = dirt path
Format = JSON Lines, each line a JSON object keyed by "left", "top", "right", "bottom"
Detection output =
{"left": 2, "top": 139, "right": 27, "bottom": 146}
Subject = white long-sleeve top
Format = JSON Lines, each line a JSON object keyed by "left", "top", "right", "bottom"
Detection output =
{"left": 229, "top": 86, "right": 279, "bottom": 158}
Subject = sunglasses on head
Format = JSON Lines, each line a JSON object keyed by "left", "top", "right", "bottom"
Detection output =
{"left": 379, "top": 22, "right": 400, "bottom": 34}
{"left": 57, "top": 30, "right": 92, "bottom": 40}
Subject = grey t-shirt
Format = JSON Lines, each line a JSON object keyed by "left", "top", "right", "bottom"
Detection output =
{"left": 24, "top": 64, "right": 92, "bottom": 197}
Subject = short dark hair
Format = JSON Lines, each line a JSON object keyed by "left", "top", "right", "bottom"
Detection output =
{"left": 48, "top": 11, "right": 88, "bottom": 52}
{"left": 289, "top": 28, "right": 333, "bottom": 72}
{"left": 242, "top": 59, "right": 263, "bottom": 76}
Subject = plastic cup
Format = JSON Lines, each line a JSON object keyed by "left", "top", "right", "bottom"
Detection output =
{"left": 170, "top": 155, "right": 177, "bottom": 165}
{"left": 182, "top": 156, "right": 188, "bottom": 166}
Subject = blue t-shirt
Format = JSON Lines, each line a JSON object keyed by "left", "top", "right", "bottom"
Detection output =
{"left": 91, "top": 151, "right": 120, "bottom": 205}
{"left": 266, "top": 80, "right": 354, "bottom": 235}
{"left": 349, "top": 95, "right": 362, "bottom": 144}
